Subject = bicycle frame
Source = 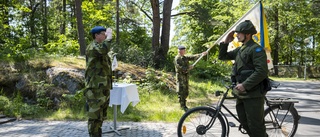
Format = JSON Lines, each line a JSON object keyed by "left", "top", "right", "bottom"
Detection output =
{"left": 177, "top": 80, "right": 299, "bottom": 137}
{"left": 209, "top": 85, "right": 242, "bottom": 136}
{"left": 210, "top": 84, "right": 299, "bottom": 136}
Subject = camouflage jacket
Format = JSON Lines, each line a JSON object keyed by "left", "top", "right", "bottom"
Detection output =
{"left": 174, "top": 54, "right": 201, "bottom": 81}
{"left": 85, "top": 40, "right": 112, "bottom": 90}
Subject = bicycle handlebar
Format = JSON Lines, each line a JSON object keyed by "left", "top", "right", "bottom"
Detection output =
{"left": 270, "top": 80, "right": 281, "bottom": 88}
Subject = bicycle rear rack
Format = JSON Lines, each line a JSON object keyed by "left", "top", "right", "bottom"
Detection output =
{"left": 267, "top": 98, "right": 299, "bottom": 110}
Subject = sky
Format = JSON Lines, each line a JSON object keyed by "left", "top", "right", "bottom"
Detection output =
{"left": 170, "top": 0, "right": 180, "bottom": 45}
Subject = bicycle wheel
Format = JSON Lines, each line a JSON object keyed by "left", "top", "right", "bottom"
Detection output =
{"left": 177, "top": 106, "right": 227, "bottom": 137}
{"left": 264, "top": 105, "right": 299, "bottom": 137}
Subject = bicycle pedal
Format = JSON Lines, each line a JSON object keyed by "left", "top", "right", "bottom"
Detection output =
{"left": 228, "top": 122, "right": 236, "bottom": 127}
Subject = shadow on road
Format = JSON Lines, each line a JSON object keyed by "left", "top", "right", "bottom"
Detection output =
{"left": 299, "top": 115, "right": 320, "bottom": 126}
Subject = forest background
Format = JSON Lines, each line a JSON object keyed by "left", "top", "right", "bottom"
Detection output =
{"left": 0, "top": 0, "right": 319, "bottom": 121}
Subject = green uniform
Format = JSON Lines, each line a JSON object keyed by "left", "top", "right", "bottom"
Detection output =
{"left": 174, "top": 54, "right": 201, "bottom": 108}
{"left": 85, "top": 40, "right": 112, "bottom": 137}
{"left": 219, "top": 39, "right": 268, "bottom": 137}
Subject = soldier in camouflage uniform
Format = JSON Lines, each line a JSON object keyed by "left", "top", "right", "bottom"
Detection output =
{"left": 85, "top": 26, "right": 113, "bottom": 137}
{"left": 218, "top": 20, "right": 268, "bottom": 137}
{"left": 174, "top": 46, "right": 207, "bottom": 111}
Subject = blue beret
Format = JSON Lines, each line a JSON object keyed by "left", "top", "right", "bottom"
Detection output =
{"left": 178, "top": 45, "right": 186, "bottom": 50}
{"left": 90, "top": 26, "right": 106, "bottom": 34}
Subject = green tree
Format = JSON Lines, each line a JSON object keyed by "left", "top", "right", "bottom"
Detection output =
{"left": 172, "top": 0, "right": 254, "bottom": 56}
{"left": 264, "top": 0, "right": 320, "bottom": 75}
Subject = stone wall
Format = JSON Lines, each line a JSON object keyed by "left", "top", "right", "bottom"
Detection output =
{"left": 271, "top": 65, "right": 320, "bottom": 78}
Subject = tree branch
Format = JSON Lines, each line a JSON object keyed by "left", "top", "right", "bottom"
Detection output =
{"left": 130, "top": 1, "right": 153, "bottom": 22}
{"left": 171, "top": 11, "right": 195, "bottom": 17}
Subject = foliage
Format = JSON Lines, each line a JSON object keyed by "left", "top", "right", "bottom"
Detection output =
{"left": 1, "top": 91, "right": 46, "bottom": 118}
{"left": 144, "top": 68, "right": 172, "bottom": 92}
{"left": 61, "top": 89, "right": 85, "bottom": 108}
{"left": 112, "top": 27, "right": 153, "bottom": 67}
{"left": 0, "top": 0, "right": 320, "bottom": 69}
{"left": 55, "top": 90, "right": 87, "bottom": 120}
{"left": 165, "top": 47, "right": 178, "bottom": 72}
{"left": 43, "top": 35, "right": 80, "bottom": 56}
{"left": 34, "top": 81, "right": 55, "bottom": 109}
{"left": 264, "top": 0, "right": 320, "bottom": 65}
{"left": 191, "top": 59, "right": 232, "bottom": 80}
{"left": 173, "top": 0, "right": 221, "bottom": 53}
{"left": 0, "top": 96, "right": 11, "bottom": 112}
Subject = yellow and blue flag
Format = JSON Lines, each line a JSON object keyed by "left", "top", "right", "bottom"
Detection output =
{"left": 216, "top": 1, "right": 273, "bottom": 69}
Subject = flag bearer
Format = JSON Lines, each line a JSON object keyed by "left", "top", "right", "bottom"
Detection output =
{"left": 218, "top": 20, "right": 268, "bottom": 137}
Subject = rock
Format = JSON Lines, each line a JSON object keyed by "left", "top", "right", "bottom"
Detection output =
{"left": 47, "top": 67, "right": 85, "bottom": 94}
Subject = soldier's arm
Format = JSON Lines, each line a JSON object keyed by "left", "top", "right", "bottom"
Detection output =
{"left": 185, "top": 54, "right": 201, "bottom": 60}
{"left": 219, "top": 43, "right": 239, "bottom": 60}
{"left": 94, "top": 40, "right": 111, "bottom": 55}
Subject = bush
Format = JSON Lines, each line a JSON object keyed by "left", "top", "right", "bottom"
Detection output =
{"left": 0, "top": 96, "right": 10, "bottom": 112}
{"left": 191, "top": 60, "right": 232, "bottom": 80}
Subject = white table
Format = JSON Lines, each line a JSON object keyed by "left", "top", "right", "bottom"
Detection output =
{"left": 103, "top": 83, "right": 140, "bottom": 135}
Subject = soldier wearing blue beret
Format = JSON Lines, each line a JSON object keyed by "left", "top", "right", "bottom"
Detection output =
{"left": 85, "top": 26, "right": 113, "bottom": 137}
{"left": 90, "top": 26, "right": 106, "bottom": 34}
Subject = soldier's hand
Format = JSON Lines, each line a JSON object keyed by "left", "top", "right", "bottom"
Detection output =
{"left": 105, "top": 28, "right": 112, "bottom": 41}
{"left": 188, "top": 65, "right": 194, "bottom": 70}
{"left": 224, "top": 31, "right": 235, "bottom": 44}
{"left": 235, "top": 83, "right": 246, "bottom": 94}
{"left": 202, "top": 51, "right": 208, "bottom": 56}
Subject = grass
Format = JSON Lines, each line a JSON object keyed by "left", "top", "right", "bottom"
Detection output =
{"left": 269, "top": 76, "right": 320, "bottom": 82}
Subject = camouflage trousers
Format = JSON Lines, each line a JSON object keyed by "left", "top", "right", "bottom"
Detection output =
{"left": 177, "top": 82, "right": 189, "bottom": 108}
{"left": 85, "top": 88, "right": 110, "bottom": 137}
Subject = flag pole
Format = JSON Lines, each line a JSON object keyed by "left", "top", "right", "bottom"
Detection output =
{"left": 192, "top": 1, "right": 261, "bottom": 66}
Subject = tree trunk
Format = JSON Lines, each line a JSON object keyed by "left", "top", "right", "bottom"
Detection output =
{"left": 42, "top": 0, "right": 48, "bottom": 44}
{"left": 159, "top": 0, "right": 173, "bottom": 68}
{"left": 70, "top": 2, "right": 76, "bottom": 40}
{"left": 116, "top": 0, "right": 119, "bottom": 45}
{"left": 60, "top": 0, "right": 66, "bottom": 34}
{"left": 75, "top": 0, "right": 86, "bottom": 56}
{"left": 273, "top": 5, "right": 279, "bottom": 76}
{"left": 312, "top": 35, "right": 315, "bottom": 64}
{"left": 29, "top": 2, "right": 40, "bottom": 47}
{"left": 150, "top": 0, "right": 161, "bottom": 68}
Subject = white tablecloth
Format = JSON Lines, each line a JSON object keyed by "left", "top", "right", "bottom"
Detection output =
{"left": 109, "top": 83, "right": 140, "bottom": 113}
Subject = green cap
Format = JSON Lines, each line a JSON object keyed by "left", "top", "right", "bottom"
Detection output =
{"left": 235, "top": 20, "right": 257, "bottom": 34}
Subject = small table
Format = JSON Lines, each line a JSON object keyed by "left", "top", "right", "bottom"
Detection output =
{"left": 103, "top": 83, "right": 140, "bottom": 135}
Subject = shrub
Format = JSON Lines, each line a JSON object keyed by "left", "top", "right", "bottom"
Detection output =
{"left": 0, "top": 96, "right": 10, "bottom": 112}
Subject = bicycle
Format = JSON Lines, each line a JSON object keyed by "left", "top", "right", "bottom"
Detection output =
{"left": 177, "top": 80, "right": 300, "bottom": 137}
